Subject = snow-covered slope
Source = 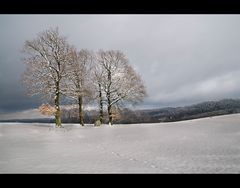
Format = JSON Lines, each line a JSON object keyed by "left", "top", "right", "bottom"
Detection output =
{"left": 1, "top": 113, "right": 240, "bottom": 173}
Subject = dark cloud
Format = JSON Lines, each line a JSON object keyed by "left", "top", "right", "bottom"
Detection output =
{"left": 1, "top": 15, "right": 240, "bottom": 112}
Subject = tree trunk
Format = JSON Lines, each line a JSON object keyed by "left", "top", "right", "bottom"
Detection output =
{"left": 54, "top": 83, "right": 62, "bottom": 128}
{"left": 98, "top": 83, "right": 103, "bottom": 124}
{"left": 107, "top": 71, "right": 112, "bottom": 126}
{"left": 78, "top": 95, "right": 84, "bottom": 126}
{"left": 108, "top": 104, "right": 112, "bottom": 126}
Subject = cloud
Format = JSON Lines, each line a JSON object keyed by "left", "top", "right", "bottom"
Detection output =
{"left": 1, "top": 15, "right": 240, "bottom": 112}
{"left": 148, "top": 70, "right": 240, "bottom": 106}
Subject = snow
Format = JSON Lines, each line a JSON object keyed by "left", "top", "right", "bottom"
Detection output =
{"left": 1, "top": 114, "right": 240, "bottom": 173}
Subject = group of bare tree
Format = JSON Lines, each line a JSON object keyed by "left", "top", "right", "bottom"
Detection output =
{"left": 22, "top": 27, "right": 147, "bottom": 128}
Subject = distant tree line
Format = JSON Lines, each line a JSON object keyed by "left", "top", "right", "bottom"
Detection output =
{"left": 21, "top": 27, "right": 147, "bottom": 127}
{"left": 149, "top": 99, "right": 240, "bottom": 122}
{"left": 2, "top": 99, "right": 240, "bottom": 124}
{"left": 60, "top": 98, "right": 240, "bottom": 124}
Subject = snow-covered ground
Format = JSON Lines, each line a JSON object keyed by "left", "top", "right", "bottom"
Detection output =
{"left": 1, "top": 114, "right": 240, "bottom": 173}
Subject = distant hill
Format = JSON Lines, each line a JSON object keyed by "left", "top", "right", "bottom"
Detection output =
{"left": 134, "top": 98, "right": 240, "bottom": 123}
{"left": 0, "top": 109, "right": 53, "bottom": 123}
{"left": 57, "top": 98, "right": 240, "bottom": 123}
{"left": 1, "top": 98, "right": 240, "bottom": 124}
{"left": 0, "top": 118, "right": 54, "bottom": 123}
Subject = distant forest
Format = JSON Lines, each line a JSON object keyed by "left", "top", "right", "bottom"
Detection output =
{"left": 2, "top": 98, "right": 240, "bottom": 124}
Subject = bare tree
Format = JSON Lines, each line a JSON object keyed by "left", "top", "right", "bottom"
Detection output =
{"left": 96, "top": 50, "right": 147, "bottom": 126}
{"left": 91, "top": 55, "right": 105, "bottom": 124}
{"left": 65, "top": 48, "right": 93, "bottom": 126}
{"left": 21, "top": 27, "right": 71, "bottom": 128}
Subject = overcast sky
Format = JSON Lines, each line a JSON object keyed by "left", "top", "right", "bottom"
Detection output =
{"left": 1, "top": 14, "right": 240, "bottom": 113}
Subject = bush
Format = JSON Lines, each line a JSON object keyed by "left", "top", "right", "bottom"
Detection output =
{"left": 94, "top": 120, "right": 101, "bottom": 126}
{"left": 39, "top": 103, "right": 56, "bottom": 116}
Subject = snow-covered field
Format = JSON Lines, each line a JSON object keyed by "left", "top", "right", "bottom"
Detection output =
{"left": 1, "top": 114, "right": 240, "bottom": 173}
